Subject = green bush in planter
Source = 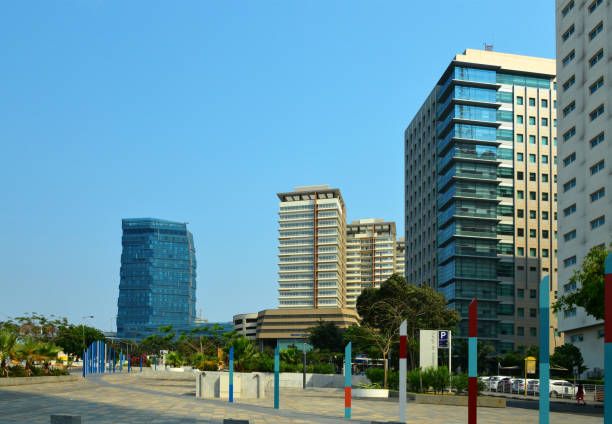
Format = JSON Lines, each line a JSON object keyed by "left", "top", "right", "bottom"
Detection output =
{"left": 408, "top": 368, "right": 422, "bottom": 392}
{"left": 366, "top": 367, "right": 384, "bottom": 384}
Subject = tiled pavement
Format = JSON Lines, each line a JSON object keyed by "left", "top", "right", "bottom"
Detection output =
{"left": 0, "top": 373, "right": 604, "bottom": 423}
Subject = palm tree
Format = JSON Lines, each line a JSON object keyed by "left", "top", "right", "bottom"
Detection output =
{"left": 165, "top": 351, "right": 183, "bottom": 368}
{"left": 227, "top": 335, "right": 258, "bottom": 371}
{"left": 36, "top": 342, "right": 62, "bottom": 375}
{"left": 14, "top": 337, "right": 40, "bottom": 376}
{"left": 0, "top": 330, "right": 18, "bottom": 377}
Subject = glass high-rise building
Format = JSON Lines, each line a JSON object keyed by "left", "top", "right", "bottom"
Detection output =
{"left": 405, "top": 49, "right": 559, "bottom": 353}
{"left": 117, "top": 218, "right": 197, "bottom": 339}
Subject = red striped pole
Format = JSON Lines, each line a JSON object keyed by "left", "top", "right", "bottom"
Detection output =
{"left": 604, "top": 253, "right": 611, "bottom": 424}
{"left": 468, "top": 299, "right": 478, "bottom": 424}
{"left": 345, "top": 342, "right": 351, "bottom": 418}
{"left": 399, "top": 320, "right": 407, "bottom": 423}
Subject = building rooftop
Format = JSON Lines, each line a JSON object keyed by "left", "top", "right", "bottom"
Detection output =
{"left": 277, "top": 185, "right": 344, "bottom": 208}
{"left": 453, "top": 48, "right": 556, "bottom": 77}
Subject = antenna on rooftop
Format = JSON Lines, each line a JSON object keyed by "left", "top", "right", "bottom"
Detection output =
{"left": 484, "top": 43, "right": 494, "bottom": 51}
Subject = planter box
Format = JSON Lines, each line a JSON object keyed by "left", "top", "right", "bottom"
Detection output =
{"left": 168, "top": 367, "right": 185, "bottom": 372}
{"left": 0, "top": 375, "right": 79, "bottom": 387}
{"left": 352, "top": 388, "right": 389, "bottom": 398}
{"left": 410, "top": 393, "right": 505, "bottom": 408}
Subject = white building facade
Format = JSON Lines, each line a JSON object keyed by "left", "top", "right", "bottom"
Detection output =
{"left": 555, "top": 0, "right": 611, "bottom": 378}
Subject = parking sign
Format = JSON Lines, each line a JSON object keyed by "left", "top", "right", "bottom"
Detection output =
{"left": 438, "top": 330, "right": 449, "bottom": 348}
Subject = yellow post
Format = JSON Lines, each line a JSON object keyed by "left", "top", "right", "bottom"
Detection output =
{"left": 524, "top": 356, "right": 536, "bottom": 396}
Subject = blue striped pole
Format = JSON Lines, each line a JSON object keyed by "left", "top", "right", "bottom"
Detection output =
{"left": 604, "top": 253, "right": 612, "bottom": 424}
{"left": 274, "top": 345, "right": 279, "bottom": 409}
{"left": 120, "top": 352, "right": 122, "bottom": 373}
{"left": 344, "top": 342, "right": 352, "bottom": 419}
{"left": 140, "top": 355, "right": 143, "bottom": 372}
{"left": 539, "top": 276, "right": 550, "bottom": 424}
{"left": 82, "top": 350, "right": 86, "bottom": 378}
{"left": 229, "top": 347, "right": 234, "bottom": 403}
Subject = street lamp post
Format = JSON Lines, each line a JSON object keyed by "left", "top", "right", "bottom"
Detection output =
{"left": 81, "top": 315, "right": 94, "bottom": 353}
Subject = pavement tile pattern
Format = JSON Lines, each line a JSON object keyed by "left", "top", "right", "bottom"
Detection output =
{"left": 0, "top": 373, "right": 604, "bottom": 423}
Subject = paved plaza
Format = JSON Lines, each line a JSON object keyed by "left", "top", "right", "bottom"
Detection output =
{"left": 0, "top": 373, "right": 604, "bottom": 423}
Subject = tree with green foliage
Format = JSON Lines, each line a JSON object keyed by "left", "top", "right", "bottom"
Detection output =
{"left": 36, "top": 342, "right": 63, "bottom": 375}
{"left": 0, "top": 330, "right": 18, "bottom": 377}
{"left": 343, "top": 325, "right": 379, "bottom": 360}
{"left": 452, "top": 339, "right": 499, "bottom": 375}
{"left": 55, "top": 325, "right": 105, "bottom": 357}
{"left": 554, "top": 244, "right": 611, "bottom": 320}
{"left": 223, "top": 334, "right": 259, "bottom": 371}
{"left": 356, "top": 273, "right": 460, "bottom": 387}
{"left": 308, "top": 320, "right": 344, "bottom": 352}
{"left": 550, "top": 343, "right": 587, "bottom": 378}
{"left": 14, "top": 337, "right": 42, "bottom": 376}
{"left": 10, "top": 313, "right": 68, "bottom": 341}
{"left": 165, "top": 351, "right": 184, "bottom": 368}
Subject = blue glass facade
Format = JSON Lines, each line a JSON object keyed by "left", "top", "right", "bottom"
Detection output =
{"left": 406, "top": 52, "right": 556, "bottom": 355}
{"left": 435, "top": 65, "right": 510, "bottom": 345}
{"left": 117, "top": 218, "right": 197, "bottom": 339}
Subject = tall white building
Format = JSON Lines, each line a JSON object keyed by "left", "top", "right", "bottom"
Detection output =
{"left": 345, "top": 219, "right": 405, "bottom": 308}
{"left": 277, "top": 185, "right": 346, "bottom": 309}
{"left": 555, "top": 0, "right": 611, "bottom": 378}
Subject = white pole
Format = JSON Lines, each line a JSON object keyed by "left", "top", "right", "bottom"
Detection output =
{"left": 399, "top": 320, "right": 407, "bottom": 423}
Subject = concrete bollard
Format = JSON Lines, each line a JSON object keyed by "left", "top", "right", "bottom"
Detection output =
{"left": 50, "top": 415, "right": 81, "bottom": 424}
{"left": 196, "top": 372, "right": 202, "bottom": 398}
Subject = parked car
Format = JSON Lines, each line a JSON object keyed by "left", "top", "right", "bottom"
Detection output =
{"left": 496, "top": 377, "right": 513, "bottom": 393}
{"left": 549, "top": 380, "right": 577, "bottom": 398}
{"left": 512, "top": 379, "right": 538, "bottom": 394}
{"left": 526, "top": 379, "right": 539, "bottom": 395}
{"left": 489, "top": 376, "right": 509, "bottom": 392}
{"left": 504, "top": 378, "right": 522, "bottom": 393}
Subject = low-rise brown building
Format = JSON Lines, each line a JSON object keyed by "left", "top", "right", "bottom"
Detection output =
{"left": 255, "top": 307, "right": 359, "bottom": 350}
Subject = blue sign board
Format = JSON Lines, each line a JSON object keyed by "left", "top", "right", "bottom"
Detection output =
{"left": 438, "top": 330, "right": 449, "bottom": 348}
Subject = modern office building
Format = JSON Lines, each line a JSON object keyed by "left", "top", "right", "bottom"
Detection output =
{"left": 255, "top": 307, "right": 359, "bottom": 350}
{"left": 405, "top": 49, "right": 559, "bottom": 353}
{"left": 345, "top": 219, "right": 405, "bottom": 308}
{"left": 117, "top": 218, "right": 197, "bottom": 339}
{"left": 277, "top": 185, "right": 347, "bottom": 309}
{"left": 555, "top": 0, "right": 610, "bottom": 377}
{"left": 233, "top": 313, "right": 258, "bottom": 341}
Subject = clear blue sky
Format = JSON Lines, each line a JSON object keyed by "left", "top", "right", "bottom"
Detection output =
{"left": 0, "top": 1, "right": 555, "bottom": 331}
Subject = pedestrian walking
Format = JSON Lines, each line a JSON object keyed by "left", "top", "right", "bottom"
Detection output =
{"left": 576, "top": 383, "right": 586, "bottom": 405}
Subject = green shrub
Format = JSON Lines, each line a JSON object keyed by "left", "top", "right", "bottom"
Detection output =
{"left": 387, "top": 370, "right": 399, "bottom": 390}
{"left": 366, "top": 367, "right": 384, "bottom": 384}
{"left": 311, "top": 363, "right": 334, "bottom": 374}
{"left": 30, "top": 367, "right": 44, "bottom": 377}
{"left": 49, "top": 368, "right": 69, "bottom": 376}
{"left": 452, "top": 373, "right": 468, "bottom": 394}
{"left": 254, "top": 355, "right": 274, "bottom": 372}
{"left": 431, "top": 366, "right": 449, "bottom": 394}
{"left": 408, "top": 368, "right": 422, "bottom": 392}
{"left": 8, "top": 366, "right": 26, "bottom": 377}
